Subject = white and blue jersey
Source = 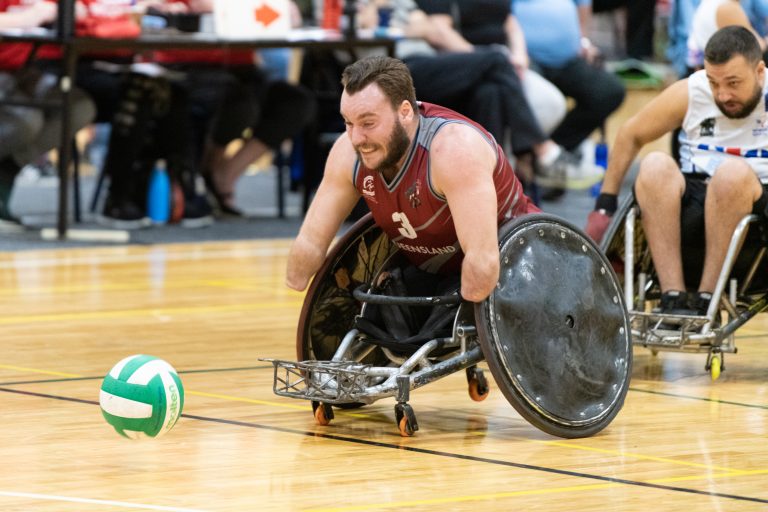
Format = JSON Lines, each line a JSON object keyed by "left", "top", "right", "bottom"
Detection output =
{"left": 679, "top": 69, "right": 768, "bottom": 183}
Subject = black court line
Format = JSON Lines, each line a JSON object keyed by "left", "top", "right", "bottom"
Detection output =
{"left": 0, "top": 365, "right": 273, "bottom": 386}
{"left": 630, "top": 387, "right": 768, "bottom": 410}
{"left": 1, "top": 386, "right": 766, "bottom": 505}
{"left": 6, "top": 371, "right": 768, "bottom": 413}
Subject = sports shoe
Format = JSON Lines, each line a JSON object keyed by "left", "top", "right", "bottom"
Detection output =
{"left": 98, "top": 197, "right": 151, "bottom": 230}
{"left": 0, "top": 157, "right": 21, "bottom": 229}
{"left": 0, "top": 216, "right": 25, "bottom": 232}
{"left": 691, "top": 291, "right": 714, "bottom": 316}
{"left": 535, "top": 148, "right": 570, "bottom": 188}
{"left": 652, "top": 290, "right": 696, "bottom": 330}
{"left": 180, "top": 176, "right": 214, "bottom": 228}
{"left": 180, "top": 194, "right": 214, "bottom": 228}
{"left": 535, "top": 148, "right": 604, "bottom": 190}
{"left": 690, "top": 291, "right": 721, "bottom": 329}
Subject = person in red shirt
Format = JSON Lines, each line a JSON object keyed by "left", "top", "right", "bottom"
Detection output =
{"left": 286, "top": 56, "right": 539, "bottom": 302}
{"left": 0, "top": 0, "right": 96, "bottom": 229}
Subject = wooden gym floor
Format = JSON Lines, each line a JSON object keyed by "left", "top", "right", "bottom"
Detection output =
{"left": 0, "top": 239, "right": 767, "bottom": 511}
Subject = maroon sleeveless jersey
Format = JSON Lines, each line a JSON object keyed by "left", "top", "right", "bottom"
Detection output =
{"left": 353, "top": 102, "right": 539, "bottom": 274}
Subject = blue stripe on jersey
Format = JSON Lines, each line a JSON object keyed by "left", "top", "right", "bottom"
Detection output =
{"left": 695, "top": 143, "right": 768, "bottom": 157}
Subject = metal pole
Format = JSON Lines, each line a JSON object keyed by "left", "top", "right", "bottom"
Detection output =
{"left": 56, "top": 0, "right": 75, "bottom": 238}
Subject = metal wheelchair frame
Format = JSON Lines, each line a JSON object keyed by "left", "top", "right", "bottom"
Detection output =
{"left": 610, "top": 203, "right": 768, "bottom": 378}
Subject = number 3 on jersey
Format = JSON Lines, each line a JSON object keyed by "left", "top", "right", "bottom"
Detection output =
{"left": 392, "top": 212, "right": 417, "bottom": 239}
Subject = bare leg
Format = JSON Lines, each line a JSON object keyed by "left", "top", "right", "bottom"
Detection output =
{"left": 699, "top": 160, "right": 762, "bottom": 292}
{"left": 202, "top": 138, "right": 271, "bottom": 211}
{"left": 634, "top": 152, "right": 686, "bottom": 292}
{"left": 220, "top": 137, "right": 271, "bottom": 192}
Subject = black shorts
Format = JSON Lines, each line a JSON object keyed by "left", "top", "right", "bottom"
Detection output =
{"left": 678, "top": 174, "right": 768, "bottom": 248}
{"left": 634, "top": 173, "right": 768, "bottom": 288}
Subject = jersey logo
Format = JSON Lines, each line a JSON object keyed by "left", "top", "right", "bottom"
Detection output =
{"left": 700, "top": 118, "right": 715, "bottom": 137}
{"left": 362, "top": 175, "right": 377, "bottom": 203}
{"left": 406, "top": 179, "right": 421, "bottom": 208}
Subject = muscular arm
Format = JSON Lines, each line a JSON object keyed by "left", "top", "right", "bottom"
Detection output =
{"left": 430, "top": 124, "right": 500, "bottom": 302}
{"left": 601, "top": 79, "right": 689, "bottom": 195}
{"left": 285, "top": 135, "right": 361, "bottom": 291}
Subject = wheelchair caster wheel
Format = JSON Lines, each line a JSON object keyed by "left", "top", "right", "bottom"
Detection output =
{"left": 466, "top": 367, "right": 489, "bottom": 402}
{"left": 312, "top": 401, "right": 334, "bottom": 426}
{"left": 707, "top": 355, "right": 722, "bottom": 381}
{"left": 395, "top": 403, "right": 418, "bottom": 437}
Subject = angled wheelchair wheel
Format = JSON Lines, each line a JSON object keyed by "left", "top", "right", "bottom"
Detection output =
{"left": 296, "top": 213, "right": 399, "bottom": 368}
{"left": 475, "top": 213, "right": 632, "bottom": 438}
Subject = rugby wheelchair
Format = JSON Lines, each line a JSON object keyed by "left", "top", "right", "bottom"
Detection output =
{"left": 266, "top": 213, "right": 632, "bottom": 438}
{"left": 600, "top": 196, "right": 768, "bottom": 380}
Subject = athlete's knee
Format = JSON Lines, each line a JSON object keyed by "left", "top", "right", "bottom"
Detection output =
{"left": 710, "top": 158, "right": 758, "bottom": 186}
{"left": 636, "top": 152, "right": 680, "bottom": 187}
{"left": 709, "top": 159, "right": 762, "bottom": 202}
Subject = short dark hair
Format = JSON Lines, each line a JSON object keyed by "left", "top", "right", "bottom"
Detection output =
{"left": 341, "top": 56, "right": 418, "bottom": 112}
{"left": 704, "top": 25, "right": 763, "bottom": 66}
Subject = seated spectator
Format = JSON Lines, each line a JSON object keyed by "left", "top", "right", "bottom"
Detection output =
{"left": 357, "top": 0, "right": 577, "bottom": 197}
{"left": 514, "top": 0, "right": 626, "bottom": 169}
{"left": 98, "top": 70, "right": 213, "bottom": 228}
{"left": 415, "top": 0, "right": 605, "bottom": 193}
{"left": 592, "top": 0, "right": 657, "bottom": 60}
{"left": 0, "top": 0, "right": 96, "bottom": 229}
{"left": 156, "top": 0, "right": 316, "bottom": 217}
{"left": 687, "top": 0, "right": 767, "bottom": 71}
{"left": 586, "top": 26, "right": 768, "bottom": 318}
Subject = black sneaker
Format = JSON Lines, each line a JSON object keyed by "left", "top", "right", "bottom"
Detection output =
{"left": 98, "top": 197, "right": 150, "bottom": 230}
{"left": 691, "top": 291, "right": 721, "bottom": 329}
{"left": 180, "top": 176, "right": 214, "bottom": 228}
{"left": 653, "top": 290, "right": 696, "bottom": 330}
{"left": 691, "top": 292, "right": 713, "bottom": 315}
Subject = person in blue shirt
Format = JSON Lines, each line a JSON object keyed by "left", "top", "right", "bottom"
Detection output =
{"left": 513, "top": 0, "right": 625, "bottom": 155}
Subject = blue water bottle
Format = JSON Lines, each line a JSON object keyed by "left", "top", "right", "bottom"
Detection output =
{"left": 147, "top": 159, "right": 171, "bottom": 224}
{"left": 591, "top": 139, "right": 608, "bottom": 198}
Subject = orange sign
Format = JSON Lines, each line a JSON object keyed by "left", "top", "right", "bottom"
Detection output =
{"left": 254, "top": 4, "right": 280, "bottom": 27}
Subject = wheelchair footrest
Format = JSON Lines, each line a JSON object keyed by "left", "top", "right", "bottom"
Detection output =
{"left": 265, "top": 359, "right": 371, "bottom": 405}
{"left": 630, "top": 311, "right": 719, "bottom": 348}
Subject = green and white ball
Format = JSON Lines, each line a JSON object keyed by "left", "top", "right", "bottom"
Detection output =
{"left": 100, "top": 355, "right": 184, "bottom": 439}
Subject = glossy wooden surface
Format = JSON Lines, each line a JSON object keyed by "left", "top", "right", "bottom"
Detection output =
{"left": 0, "top": 239, "right": 767, "bottom": 511}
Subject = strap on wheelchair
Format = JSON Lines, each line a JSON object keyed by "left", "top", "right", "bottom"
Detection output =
{"left": 353, "top": 267, "right": 460, "bottom": 354}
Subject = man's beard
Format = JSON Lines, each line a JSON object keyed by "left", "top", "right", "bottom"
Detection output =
{"left": 357, "top": 121, "right": 411, "bottom": 177}
{"left": 715, "top": 83, "right": 762, "bottom": 119}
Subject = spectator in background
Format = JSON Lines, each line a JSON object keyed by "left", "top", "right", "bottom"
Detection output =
{"left": 0, "top": 0, "right": 96, "bottom": 229}
{"left": 416, "top": 0, "right": 608, "bottom": 194}
{"left": 687, "top": 0, "right": 767, "bottom": 71}
{"left": 356, "top": 0, "right": 570, "bottom": 196}
{"left": 592, "top": 0, "right": 657, "bottom": 61}
{"left": 669, "top": 0, "right": 768, "bottom": 77}
{"left": 514, "top": 0, "right": 625, "bottom": 166}
{"left": 155, "top": 0, "right": 316, "bottom": 217}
